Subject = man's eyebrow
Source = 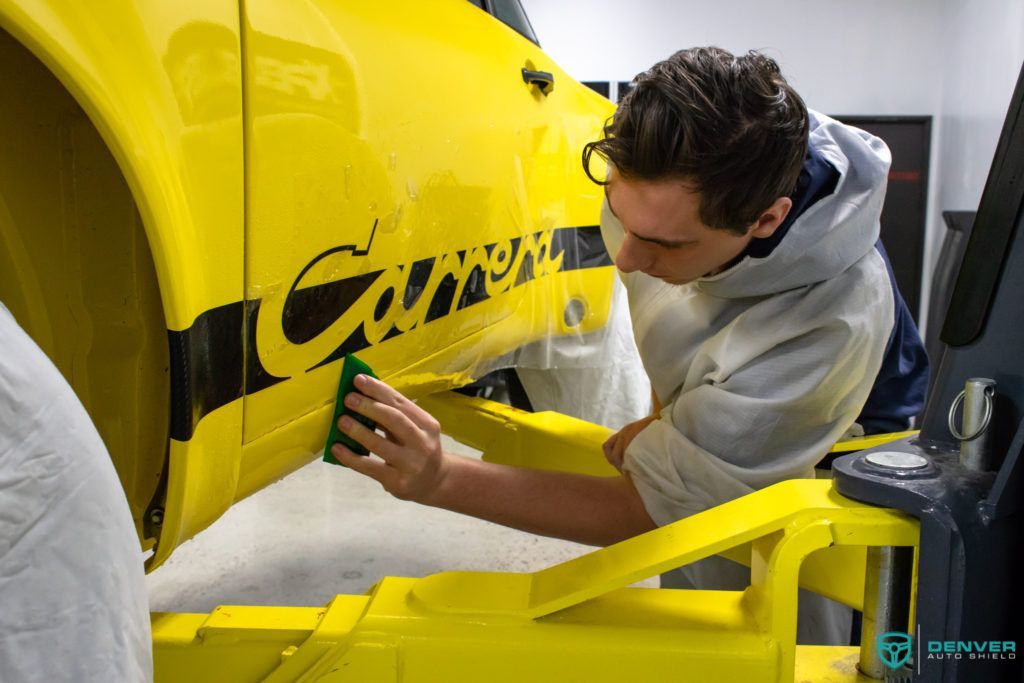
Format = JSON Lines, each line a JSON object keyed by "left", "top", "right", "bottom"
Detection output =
{"left": 605, "top": 187, "right": 694, "bottom": 248}
{"left": 632, "top": 233, "right": 693, "bottom": 248}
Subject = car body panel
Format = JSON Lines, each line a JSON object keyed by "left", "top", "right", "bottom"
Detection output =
{"left": 0, "top": 28, "right": 171, "bottom": 546}
{"left": 241, "top": 1, "right": 615, "bottom": 444}
{"left": 0, "top": 0, "right": 246, "bottom": 328}
{"left": 0, "top": 0, "right": 615, "bottom": 569}
{"left": 0, "top": 0, "right": 247, "bottom": 561}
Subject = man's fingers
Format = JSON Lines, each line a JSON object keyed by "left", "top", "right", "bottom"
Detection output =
{"left": 603, "top": 433, "right": 618, "bottom": 460}
{"left": 333, "top": 443, "right": 394, "bottom": 486}
{"left": 343, "top": 392, "right": 418, "bottom": 445}
{"left": 610, "top": 436, "right": 627, "bottom": 468}
{"left": 338, "top": 414, "right": 401, "bottom": 462}
{"left": 604, "top": 431, "right": 627, "bottom": 472}
{"left": 354, "top": 375, "right": 436, "bottom": 431}
{"left": 611, "top": 417, "right": 655, "bottom": 465}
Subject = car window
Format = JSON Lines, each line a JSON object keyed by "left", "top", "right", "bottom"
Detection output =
{"left": 487, "top": 0, "right": 539, "bottom": 45}
{"left": 466, "top": 0, "right": 484, "bottom": 8}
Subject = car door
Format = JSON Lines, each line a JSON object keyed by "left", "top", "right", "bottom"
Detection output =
{"left": 239, "top": 0, "right": 613, "bottom": 477}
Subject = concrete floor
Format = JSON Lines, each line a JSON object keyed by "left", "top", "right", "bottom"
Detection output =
{"left": 147, "top": 436, "right": 654, "bottom": 613}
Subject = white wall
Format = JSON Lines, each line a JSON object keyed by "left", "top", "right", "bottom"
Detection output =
{"left": 523, "top": 0, "right": 946, "bottom": 115}
{"left": 933, "top": 2, "right": 1024, "bottom": 218}
{"left": 924, "top": 2, "right": 1024, "bottom": 329}
{"left": 521, "top": 0, "right": 1024, "bottom": 326}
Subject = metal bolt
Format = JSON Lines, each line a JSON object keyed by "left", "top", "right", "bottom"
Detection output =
{"left": 864, "top": 451, "right": 929, "bottom": 471}
{"left": 149, "top": 508, "right": 165, "bottom": 527}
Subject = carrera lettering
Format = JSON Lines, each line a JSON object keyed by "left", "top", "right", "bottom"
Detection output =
{"left": 358, "top": 230, "right": 563, "bottom": 348}
{"left": 171, "top": 225, "right": 609, "bottom": 440}
{"left": 256, "top": 226, "right": 570, "bottom": 379}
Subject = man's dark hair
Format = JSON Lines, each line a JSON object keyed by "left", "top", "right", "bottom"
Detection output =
{"left": 583, "top": 47, "right": 809, "bottom": 234}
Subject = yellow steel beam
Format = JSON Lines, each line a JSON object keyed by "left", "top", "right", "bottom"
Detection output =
{"left": 418, "top": 391, "right": 917, "bottom": 474}
{"left": 153, "top": 606, "right": 878, "bottom": 682}
{"left": 153, "top": 478, "right": 917, "bottom": 682}
{"left": 153, "top": 394, "right": 919, "bottom": 681}
{"left": 417, "top": 391, "right": 620, "bottom": 477}
{"left": 795, "top": 647, "right": 876, "bottom": 682}
{"left": 408, "top": 479, "right": 914, "bottom": 619}
{"left": 416, "top": 392, "right": 911, "bottom": 609}
{"left": 831, "top": 430, "right": 919, "bottom": 453}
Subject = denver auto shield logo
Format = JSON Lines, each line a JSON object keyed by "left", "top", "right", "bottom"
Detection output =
{"left": 878, "top": 631, "right": 913, "bottom": 669}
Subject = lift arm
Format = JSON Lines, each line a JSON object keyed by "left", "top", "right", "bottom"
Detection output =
{"left": 153, "top": 393, "right": 918, "bottom": 683}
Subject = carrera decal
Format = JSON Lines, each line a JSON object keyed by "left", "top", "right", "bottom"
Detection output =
{"left": 254, "top": 225, "right": 569, "bottom": 379}
{"left": 281, "top": 219, "right": 382, "bottom": 345}
{"left": 169, "top": 225, "right": 610, "bottom": 441}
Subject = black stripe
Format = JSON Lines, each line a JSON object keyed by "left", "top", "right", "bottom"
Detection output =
{"left": 311, "top": 324, "right": 372, "bottom": 371}
{"left": 168, "top": 301, "right": 246, "bottom": 441}
{"left": 283, "top": 271, "right": 382, "bottom": 344}
{"left": 554, "top": 225, "right": 613, "bottom": 270}
{"left": 245, "top": 299, "right": 288, "bottom": 394}
{"left": 168, "top": 225, "right": 610, "bottom": 441}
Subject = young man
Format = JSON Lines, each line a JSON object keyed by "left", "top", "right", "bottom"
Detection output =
{"left": 331, "top": 47, "right": 928, "bottom": 642}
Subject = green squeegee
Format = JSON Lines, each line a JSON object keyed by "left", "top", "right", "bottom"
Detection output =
{"left": 323, "top": 354, "right": 378, "bottom": 466}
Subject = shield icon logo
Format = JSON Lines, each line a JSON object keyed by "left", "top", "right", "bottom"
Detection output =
{"left": 877, "top": 631, "right": 913, "bottom": 669}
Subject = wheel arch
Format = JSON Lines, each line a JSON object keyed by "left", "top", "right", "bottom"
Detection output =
{"left": 0, "top": 2, "right": 247, "bottom": 568}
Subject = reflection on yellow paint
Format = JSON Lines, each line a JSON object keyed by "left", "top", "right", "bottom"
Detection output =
{"left": 164, "top": 22, "right": 242, "bottom": 125}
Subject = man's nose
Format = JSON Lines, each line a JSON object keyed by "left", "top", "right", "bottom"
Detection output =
{"left": 615, "top": 235, "right": 647, "bottom": 274}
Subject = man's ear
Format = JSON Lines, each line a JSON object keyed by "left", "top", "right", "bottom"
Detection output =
{"left": 749, "top": 197, "right": 793, "bottom": 239}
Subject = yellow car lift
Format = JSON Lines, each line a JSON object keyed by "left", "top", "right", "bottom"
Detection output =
{"left": 152, "top": 393, "right": 918, "bottom": 682}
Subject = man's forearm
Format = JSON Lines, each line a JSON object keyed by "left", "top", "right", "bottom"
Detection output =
{"left": 424, "top": 454, "right": 657, "bottom": 547}
{"left": 332, "top": 374, "right": 657, "bottom": 546}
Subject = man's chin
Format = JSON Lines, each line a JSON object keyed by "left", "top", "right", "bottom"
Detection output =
{"left": 640, "top": 270, "right": 694, "bottom": 286}
{"left": 657, "top": 275, "right": 692, "bottom": 286}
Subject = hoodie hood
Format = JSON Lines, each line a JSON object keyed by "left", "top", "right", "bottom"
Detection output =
{"left": 696, "top": 110, "right": 891, "bottom": 299}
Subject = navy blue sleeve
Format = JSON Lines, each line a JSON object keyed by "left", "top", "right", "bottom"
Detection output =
{"left": 856, "top": 240, "right": 930, "bottom": 434}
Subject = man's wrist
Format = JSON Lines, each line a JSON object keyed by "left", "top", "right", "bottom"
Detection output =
{"left": 416, "top": 450, "right": 461, "bottom": 508}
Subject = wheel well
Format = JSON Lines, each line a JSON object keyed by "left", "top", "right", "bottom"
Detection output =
{"left": 0, "top": 26, "right": 169, "bottom": 549}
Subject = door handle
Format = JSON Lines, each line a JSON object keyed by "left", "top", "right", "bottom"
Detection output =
{"left": 521, "top": 68, "right": 554, "bottom": 95}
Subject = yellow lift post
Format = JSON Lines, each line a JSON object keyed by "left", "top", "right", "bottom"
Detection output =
{"left": 152, "top": 393, "right": 918, "bottom": 682}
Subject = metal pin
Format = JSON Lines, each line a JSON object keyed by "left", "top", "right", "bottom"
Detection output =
{"left": 948, "top": 378, "right": 996, "bottom": 471}
{"left": 859, "top": 546, "right": 914, "bottom": 679}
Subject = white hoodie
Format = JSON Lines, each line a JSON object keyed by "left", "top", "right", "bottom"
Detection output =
{"left": 602, "top": 111, "right": 894, "bottom": 525}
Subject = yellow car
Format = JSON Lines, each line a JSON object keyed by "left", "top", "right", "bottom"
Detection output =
{"left": 0, "top": 0, "right": 615, "bottom": 569}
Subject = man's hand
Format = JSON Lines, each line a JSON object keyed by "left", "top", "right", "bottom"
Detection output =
{"left": 331, "top": 374, "right": 449, "bottom": 504}
{"left": 603, "top": 415, "right": 658, "bottom": 471}
{"left": 333, "top": 374, "right": 657, "bottom": 546}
